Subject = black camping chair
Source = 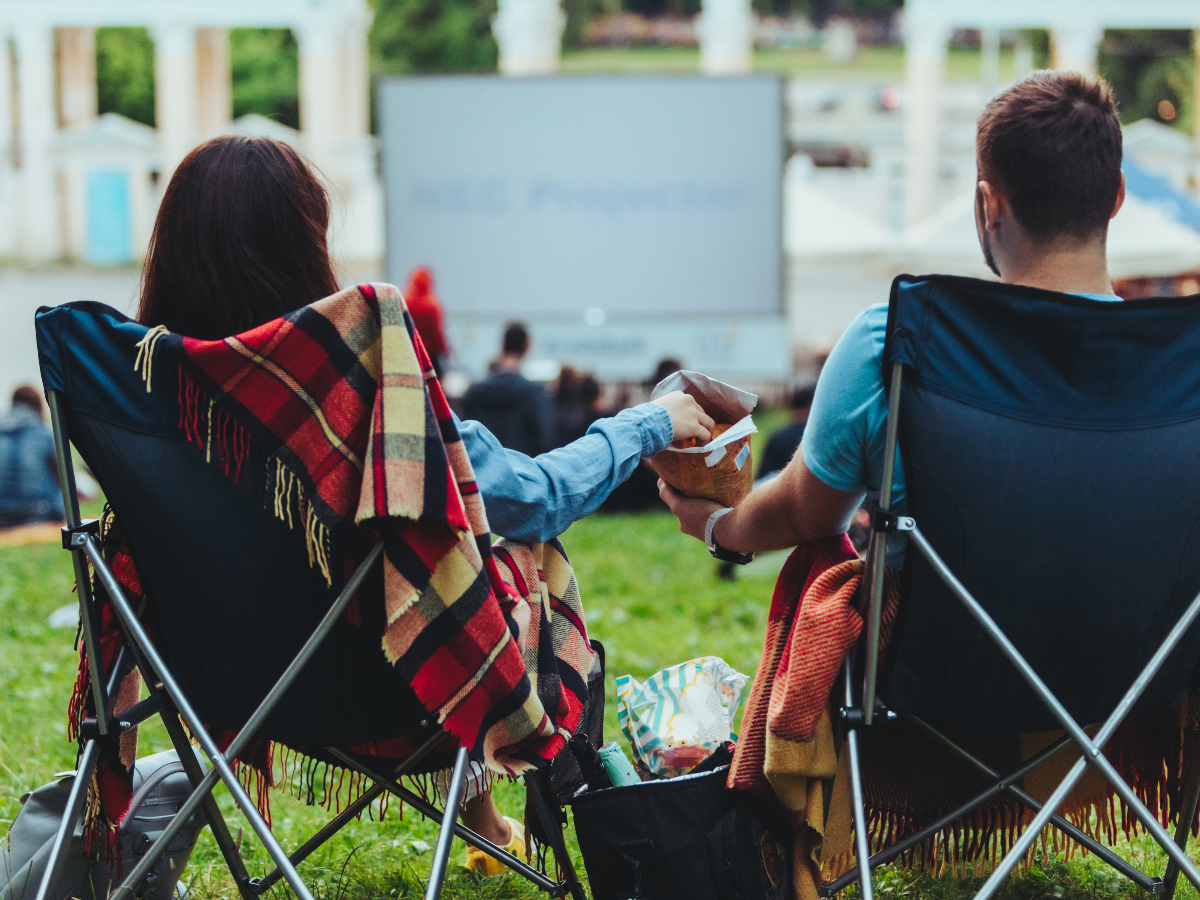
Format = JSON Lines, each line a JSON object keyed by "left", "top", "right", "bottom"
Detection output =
{"left": 822, "top": 276, "right": 1200, "bottom": 900}
{"left": 32, "top": 301, "right": 590, "bottom": 900}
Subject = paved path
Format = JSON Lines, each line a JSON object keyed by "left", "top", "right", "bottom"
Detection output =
{"left": 0, "top": 267, "right": 140, "bottom": 404}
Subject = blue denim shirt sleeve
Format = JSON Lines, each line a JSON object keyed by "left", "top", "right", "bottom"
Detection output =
{"left": 455, "top": 402, "right": 673, "bottom": 542}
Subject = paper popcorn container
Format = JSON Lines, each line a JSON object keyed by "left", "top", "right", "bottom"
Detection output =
{"left": 650, "top": 422, "right": 755, "bottom": 506}
{"left": 648, "top": 371, "right": 759, "bottom": 506}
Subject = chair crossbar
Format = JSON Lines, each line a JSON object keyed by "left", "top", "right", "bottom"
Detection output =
{"left": 905, "top": 717, "right": 1161, "bottom": 892}
{"left": 83, "top": 537, "right": 318, "bottom": 900}
{"left": 906, "top": 525, "right": 1200, "bottom": 900}
{"left": 323, "top": 746, "right": 571, "bottom": 896}
{"left": 251, "top": 730, "right": 448, "bottom": 894}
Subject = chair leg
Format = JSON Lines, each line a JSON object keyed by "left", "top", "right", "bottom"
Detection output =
{"left": 160, "top": 710, "right": 257, "bottom": 900}
{"left": 1164, "top": 737, "right": 1200, "bottom": 900}
{"left": 425, "top": 747, "right": 469, "bottom": 900}
{"left": 525, "top": 770, "right": 588, "bottom": 900}
{"left": 32, "top": 738, "right": 102, "bottom": 900}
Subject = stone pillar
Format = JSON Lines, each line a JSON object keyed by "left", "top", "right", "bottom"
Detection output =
{"left": 492, "top": 0, "right": 564, "bottom": 76}
{"left": 151, "top": 23, "right": 199, "bottom": 177}
{"left": 297, "top": 19, "right": 343, "bottom": 149}
{"left": 57, "top": 27, "right": 96, "bottom": 128}
{"left": 1050, "top": 22, "right": 1103, "bottom": 75}
{"left": 904, "top": 15, "right": 949, "bottom": 226}
{"left": 340, "top": 15, "right": 371, "bottom": 137}
{"left": 980, "top": 28, "right": 1000, "bottom": 89}
{"left": 697, "top": 0, "right": 754, "bottom": 74}
{"left": 15, "top": 24, "right": 60, "bottom": 261}
{"left": 0, "top": 31, "right": 15, "bottom": 258}
{"left": 196, "top": 28, "right": 231, "bottom": 134}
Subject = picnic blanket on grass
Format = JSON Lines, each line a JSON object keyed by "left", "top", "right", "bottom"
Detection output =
{"left": 69, "top": 283, "right": 594, "bottom": 858}
{"left": 730, "top": 536, "right": 1200, "bottom": 900}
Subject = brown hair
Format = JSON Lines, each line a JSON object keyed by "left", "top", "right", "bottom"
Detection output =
{"left": 137, "top": 136, "right": 340, "bottom": 340}
{"left": 976, "top": 71, "right": 1123, "bottom": 240}
{"left": 12, "top": 385, "right": 43, "bottom": 415}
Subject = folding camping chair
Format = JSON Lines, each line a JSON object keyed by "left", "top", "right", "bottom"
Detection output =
{"left": 820, "top": 276, "right": 1200, "bottom": 900}
{"left": 32, "top": 301, "right": 589, "bottom": 900}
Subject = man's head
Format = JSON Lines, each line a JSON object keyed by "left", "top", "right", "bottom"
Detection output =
{"left": 12, "top": 385, "right": 43, "bottom": 416}
{"left": 974, "top": 71, "right": 1124, "bottom": 280}
{"left": 502, "top": 322, "right": 529, "bottom": 358}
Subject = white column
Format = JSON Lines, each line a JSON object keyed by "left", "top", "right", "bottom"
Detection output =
{"left": 57, "top": 27, "right": 96, "bottom": 128}
{"left": 492, "top": 0, "right": 564, "bottom": 76}
{"left": 296, "top": 19, "right": 344, "bottom": 151}
{"left": 697, "top": 0, "right": 754, "bottom": 74}
{"left": 904, "top": 15, "right": 949, "bottom": 226}
{"left": 340, "top": 15, "right": 371, "bottom": 137}
{"left": 196, "top": 28, "right": 231, "bottom": 134}
{"left": 15, "top": 24, "right": 60, "bottom": 261}
{"left": 0, "top": 32, "right": 15, "bottom": 258}
{"left": 1193, "top": 30, "right": 1199, "bottom": 199}
{"left": 151, "top": 23, "right": 198, "bottom": 178}
{"left": 980, "top": 28, "right": 1000, "bottom": 89}
{"left": 1050, "top": 22, "right": 1103, "bottom": 76}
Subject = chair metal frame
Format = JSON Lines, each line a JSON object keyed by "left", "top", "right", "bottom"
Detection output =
{"left": 819, "top": 364, "right": 1200, "bottom": 900}
{"left": 36, "top": 390, "right": 588, "bottom": 900}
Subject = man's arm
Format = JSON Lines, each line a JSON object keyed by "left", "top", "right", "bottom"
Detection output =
{"left": 658, "top": 446, "right": 863, "bottom": 553}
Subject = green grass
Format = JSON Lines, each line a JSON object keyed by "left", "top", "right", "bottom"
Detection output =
{"left": 560, "top": 45, "right": 1018, "bottom": 81}
{"left": 1, "top": 427, "right": 1196, "bottom": 900}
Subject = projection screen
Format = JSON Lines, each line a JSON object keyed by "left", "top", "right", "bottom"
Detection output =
{"left": 378, "top": 75, "right": 786, "bottom": 379}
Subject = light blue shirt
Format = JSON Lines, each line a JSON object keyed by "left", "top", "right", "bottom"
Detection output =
{"left": 803, "top": 292, "right": 1121, "bottom": 527}
{"left": 455, "top": 402, "right": 673, "bottom": 543}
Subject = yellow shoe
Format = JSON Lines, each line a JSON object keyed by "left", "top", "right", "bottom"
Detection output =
{"left": 462, "top": 816, "right": 526, "bottom": 877}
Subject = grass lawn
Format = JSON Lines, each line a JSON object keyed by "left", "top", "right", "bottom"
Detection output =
{"left": 561, "top": 45, "right": 1022, "bottom": 82}
{"left": 0, "top": 429, "right": 1193, "bottom": 900}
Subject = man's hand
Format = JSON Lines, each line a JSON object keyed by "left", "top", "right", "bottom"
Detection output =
{"left": 651, "top": 391, "right": 715, "bottom": 444}
{"left": 658, "top": 479, "right": 722, "bottom": 542}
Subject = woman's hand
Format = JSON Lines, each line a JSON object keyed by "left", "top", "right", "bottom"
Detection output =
{"left": 651, "top": 391, "right": 715, "bottom": 444}
{"left": 658, "top": 479, "right": 722, "bottom": 542}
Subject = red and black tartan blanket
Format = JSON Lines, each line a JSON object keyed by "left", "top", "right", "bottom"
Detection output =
{"left": 73, "top": 283, "right": 595, "bottom": 853}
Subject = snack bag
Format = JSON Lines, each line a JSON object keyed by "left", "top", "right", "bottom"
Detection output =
{"left": 616, "top": 657, "right": 748, "bottom": 779}
{"left": 649, "top": 371, "right": 758, "bottom": 506}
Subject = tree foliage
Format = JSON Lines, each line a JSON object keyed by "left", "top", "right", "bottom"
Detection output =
{"left": 1099, "top": 30, "right": 1195, "bottom": 134}
{"left": 95, "top": 27, "right": 155, "bottom": 127}
{"left": 369, "top": 0, "right": 498, "bottom": 75}
{"left": 230, "top": 28, "right": 299, "bottom": 127}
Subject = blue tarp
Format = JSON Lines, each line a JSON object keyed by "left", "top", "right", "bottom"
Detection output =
{"left": 1123, "top": 157, "right": 1200, "bottom": 233}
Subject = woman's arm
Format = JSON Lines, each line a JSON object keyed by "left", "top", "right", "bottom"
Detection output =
{"left": 458, "top": 391, "right": 712, "bottom": 543}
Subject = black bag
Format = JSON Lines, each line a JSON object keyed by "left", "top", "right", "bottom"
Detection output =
{"left": 568, "top": 766, "right": 790, "bottom": 900}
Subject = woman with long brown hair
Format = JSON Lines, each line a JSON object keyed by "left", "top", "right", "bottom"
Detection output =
{"left": 137, "top": 134, "right": 711, "bottom": 873}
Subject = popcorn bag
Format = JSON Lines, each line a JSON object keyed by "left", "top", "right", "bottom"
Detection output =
{"left": 649, "top": 371, "right": 759, "bottom": 506}
{"left": 616, "top": 656, "right": 748, "bottom": 779}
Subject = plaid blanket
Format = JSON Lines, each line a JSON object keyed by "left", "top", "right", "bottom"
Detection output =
{"left": 73, "top": 284, "right": 594, "bottom": 853}
{"left": 732, "top": 537, "right": 1200, "bottom": 898}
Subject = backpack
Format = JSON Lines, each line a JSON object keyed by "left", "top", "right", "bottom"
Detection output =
{"left": 1, "top": 750, "right": 205, "bottom": 900}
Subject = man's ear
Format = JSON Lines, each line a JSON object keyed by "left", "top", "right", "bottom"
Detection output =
{"left": 1110, "top": 171, "right": 1126, "bottom": 220}
{"left": 977, "top": 180, "right": 1005, "bottom": 232}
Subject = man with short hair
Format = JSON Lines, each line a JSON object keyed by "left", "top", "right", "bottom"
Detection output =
{"left": 462, "top": 321, "right": 554, "bottom": 456}
{"left": 662, "top": 70, "right": 1127, "bottom": 555}
{"left": 0, "top": 385, "right": 64, "bottom": 528}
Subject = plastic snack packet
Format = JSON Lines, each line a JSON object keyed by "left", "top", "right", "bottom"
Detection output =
{"left": 649, "top": 371, "right": 759, "bottom": 506}
{"left": 616, "top": 657, "right": 748, "bottom": 779}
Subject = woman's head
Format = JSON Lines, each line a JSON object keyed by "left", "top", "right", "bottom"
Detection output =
{"left": 137, "top": 135, "right": 340, "bottom": 340}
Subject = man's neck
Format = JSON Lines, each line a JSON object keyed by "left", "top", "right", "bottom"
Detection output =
{"left": 494, "top": 354, "right": 524, "bottom": 373}
{"left": 998, "top": 236, "right": 1115, "bottom": 296}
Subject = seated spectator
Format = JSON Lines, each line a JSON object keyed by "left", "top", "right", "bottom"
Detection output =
{"left": 132, "top": 133, "right": 712, "bottom": 875}
{"left": 661, "top": 71, "right": 1128, "bottom": 567}
{"left": 0, "top": 386, "right": 63, "bottom": 528}
{"left": 757, "top": 385, "right": 815, "bottom": 480}
{"left": 403, "top": 266, "right": 450, "bottom": 377}
{"left": 462, "top": 323, "right": 553, "bottom": 456}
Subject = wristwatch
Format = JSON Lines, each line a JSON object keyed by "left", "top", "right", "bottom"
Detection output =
{"left": 704, "top": 508, "right": 755, "bottom": 565}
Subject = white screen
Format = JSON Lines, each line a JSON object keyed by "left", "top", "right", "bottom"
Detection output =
{"left": 379, "top": 76, "right": 783, "bottom": 320}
